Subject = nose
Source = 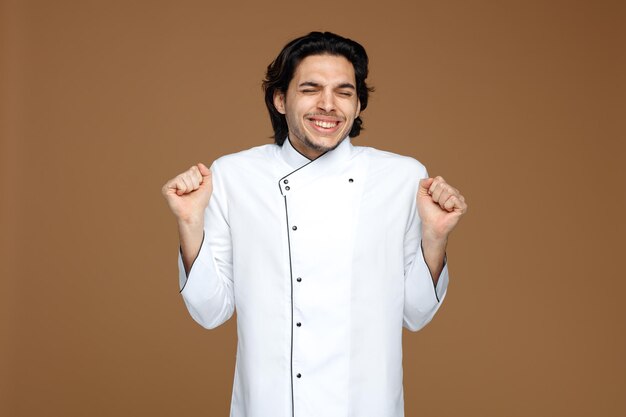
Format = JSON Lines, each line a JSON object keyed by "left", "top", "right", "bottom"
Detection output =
{"left": 316, "top": 89, "right": 335, "bottom": 112}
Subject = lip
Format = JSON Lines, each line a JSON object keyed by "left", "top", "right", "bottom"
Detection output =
{"left": 307, "top": 115, "right": 343, "bottom": 122}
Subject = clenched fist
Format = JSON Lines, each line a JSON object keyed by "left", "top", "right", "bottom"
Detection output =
{"left": 161, "top": 163, "right": 213, "bottom": 225}
{"left": 415, "top": 176, "right": 467, "bottom": 281}
{"left": 417, "top": 176, "right": 467, "bottom": 241}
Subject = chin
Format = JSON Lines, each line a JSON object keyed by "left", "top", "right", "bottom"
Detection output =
{"left": 308, "top": 134, "right": 345, "bottom": 151}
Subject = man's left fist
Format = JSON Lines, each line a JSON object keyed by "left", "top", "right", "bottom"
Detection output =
{"left": 417, "top": 176, "right": 467, "bottom": 241}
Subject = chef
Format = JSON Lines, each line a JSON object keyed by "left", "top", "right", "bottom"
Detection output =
{"left": 162, "top": 31, "right": 467, "bottom": 417}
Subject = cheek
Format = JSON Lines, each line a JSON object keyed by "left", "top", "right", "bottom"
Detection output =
{"left": 345, "top": 100, "right": 359, "bottom": 115}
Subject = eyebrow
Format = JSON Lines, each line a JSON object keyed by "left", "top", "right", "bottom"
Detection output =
{"left": 298, "top": 81, "right": 356, "bottom": 90}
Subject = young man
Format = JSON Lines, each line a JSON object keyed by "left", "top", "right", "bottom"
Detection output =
{"left": 162, "top": 32, "right": 467, "bottom": 417}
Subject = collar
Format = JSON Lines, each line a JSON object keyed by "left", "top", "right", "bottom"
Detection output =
{"left": 280, "top": 137, "right": 312, "bottom": 170}
{"left": 278, "top": 136, "right": 355, "bottom": 196}
{"left": 279, "top": 136, "right": 354, "bottom": 170}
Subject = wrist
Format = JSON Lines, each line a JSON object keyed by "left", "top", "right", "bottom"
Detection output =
{"left": 421, "top": 238, "right": 447, "bottom": 255}
{"left": 177, "top": 215, "right": 204, "bottom": 230}
{"left": 421, "top": 227, "right": 448, "bottom": 249}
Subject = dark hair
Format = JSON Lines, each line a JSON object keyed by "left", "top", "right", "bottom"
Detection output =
{"left": 262, "top": 31, "right": 374, "bottom": 145}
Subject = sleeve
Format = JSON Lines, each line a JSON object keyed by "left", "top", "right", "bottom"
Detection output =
{"left": 402, "top": 166, "right": 450, "bottom": 332}
{"left": 177, "top": 159, "right": 235, "bottom": 329}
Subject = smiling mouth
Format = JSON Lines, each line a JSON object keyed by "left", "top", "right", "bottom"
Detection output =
{"left": 312, "top": 119, "right": 339, "bottom": 129}
{"left": 306, "top": 115, "right": 344, "bottom": 132}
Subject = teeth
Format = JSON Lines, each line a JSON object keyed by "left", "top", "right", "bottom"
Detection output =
{"left": 313, "top": 120, "right": 338, "bottom": 129}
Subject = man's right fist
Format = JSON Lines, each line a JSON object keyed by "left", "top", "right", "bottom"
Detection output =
{"left": 161, "top": 163, "right": 213, "bottom": 224}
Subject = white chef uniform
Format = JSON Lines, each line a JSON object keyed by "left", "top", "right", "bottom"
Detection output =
{"left": 177, "top": 136, "right": 449, "bottom": 417}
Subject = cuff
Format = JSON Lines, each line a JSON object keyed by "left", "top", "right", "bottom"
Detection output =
{"left": 417, "top": 240, "right": 449, "bottom": 304}
{"left": 177, "top": 231, "right": 219, "bottom": 298}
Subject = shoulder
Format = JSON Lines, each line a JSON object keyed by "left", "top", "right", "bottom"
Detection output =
{"left": 211, "top": 143, "right": 278, "bottom": 172}
{"left": 357, "top": 145, "right": 428, "bottom": 179}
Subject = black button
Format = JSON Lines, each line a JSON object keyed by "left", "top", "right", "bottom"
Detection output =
{"left": 285, "top": 186, "right": 290, "bottom": 191}
{"left": 296, "top": 277, "right": 302, "bottom": 282}
{"left": 296, "top": 373, "right": 302, "bottom": 378}
{"left": 292, "top": 226, "right": 297, "bottom": 230}
{"left": 284, "top": 179, "right": 289, "bottom": 184}
{"left": 296, "top": 322, "right": 301, "bottom": 327}
{"left": 349, "top": 178, "right": 354, "bottom": 183}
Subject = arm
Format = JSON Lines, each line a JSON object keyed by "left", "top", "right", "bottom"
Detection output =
{"left": 403, "top": 170, "right": 467, "bottom": 332}
{"left": 162, "top": 160, "right": 235, "bottom": 329}
{"left": 402, "top": 189, "right": 450, "bottom": 331}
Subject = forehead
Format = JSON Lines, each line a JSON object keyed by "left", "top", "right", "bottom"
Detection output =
{"left": 291, "top": 54, "right": 356, "bottom": 85}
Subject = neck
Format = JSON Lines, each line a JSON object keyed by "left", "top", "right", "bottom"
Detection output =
{"left": 288, "top": 135, "right": 349, "bottom": 160}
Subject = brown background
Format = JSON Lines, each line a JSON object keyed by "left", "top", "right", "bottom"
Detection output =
{"left": 1, "top": 0, "right": 624, "bottom": 416}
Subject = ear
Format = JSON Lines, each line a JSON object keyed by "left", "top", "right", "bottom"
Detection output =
{"left": 355, "top": 98, "right": 361, "bottom": 119}
{"left": 273, "top": 90, "right": 286, "bottom": 115}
